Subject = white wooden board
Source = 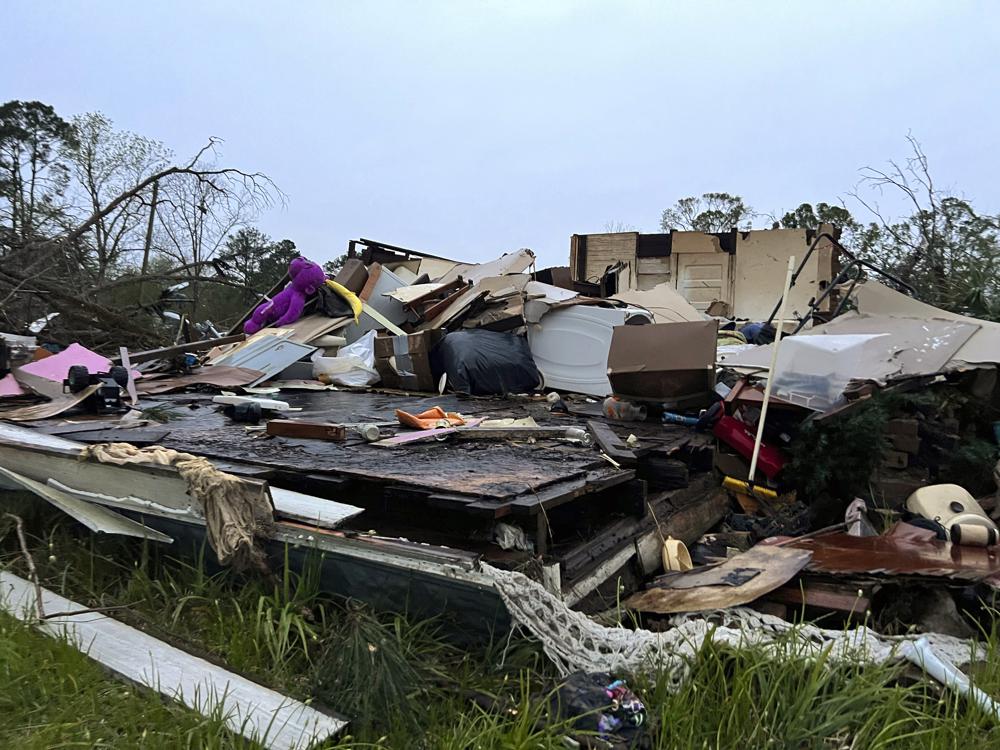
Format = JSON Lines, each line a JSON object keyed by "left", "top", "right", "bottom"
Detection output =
{"left": 0, "top": 571, "right": 347, "bottom": 749}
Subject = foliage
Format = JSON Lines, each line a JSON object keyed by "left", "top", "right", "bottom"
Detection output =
{"left": 226, "top": 227, "right": 298, "bottom": 294}
{"left": 780, "top": 201, "right": 856, "bottom": 232}
{"left": 940, "top": 437, "right": 1000, "bottom": 496}
{"left": 637, "top": 632, "right": 1000, "bottom": 748}
{"left": 850, "top": 136, "right": 1000, "bottom": 320}
{"left": 785, "top": 397, "right": 890, "bottom": 503}
{"left": 310, "top": 602, "right": 446, "bottom": 733}
{"left": 0, "top": 100, "right": 77, "bottom": 245}
{"left": 660, "top": 191, "right": 754, "bottom": 232}
{"left": 323, "top": 253, "right": 350, "bottom": 276}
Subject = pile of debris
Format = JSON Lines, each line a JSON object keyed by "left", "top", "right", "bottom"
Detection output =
{"left": 3, "top": 230, "right": 1000, "bottom": 651}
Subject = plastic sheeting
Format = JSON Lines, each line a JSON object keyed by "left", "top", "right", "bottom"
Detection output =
{"left": 433, "top": 329, "right": 541, "bottom": 396}
{"left": 718, "top": 313, "right": 980, "bottom": 411}
{"left": 311, "top": 330, "right": 380, "bottom": 387}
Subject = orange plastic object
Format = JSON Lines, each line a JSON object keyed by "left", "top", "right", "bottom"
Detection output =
{"left": 395, "top": 406, "right": 466, "bottom": 430}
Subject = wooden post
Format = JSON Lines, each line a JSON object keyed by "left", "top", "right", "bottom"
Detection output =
{"left": 749, "top": 256, "right": 795, "bottom": 481}
{"left": 138, "top": 180, "right": 159, "bottom": 306}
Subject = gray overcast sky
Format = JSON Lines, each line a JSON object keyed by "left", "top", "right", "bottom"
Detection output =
{"left": 5, "top": 1, "right": 999, "bottom": 267}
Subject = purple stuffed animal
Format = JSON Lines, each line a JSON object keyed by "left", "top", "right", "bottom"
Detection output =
{"left": 244, "top": 257, "right": 327, "bottom": 335}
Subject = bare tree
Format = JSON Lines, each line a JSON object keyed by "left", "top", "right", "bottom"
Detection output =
{"left": 0, "top": 138, "right": 279, "bottom": 347}
{"left": 61, "top": 112, "right": 171, "bottom": 283}
{"left": 603, "top": 220, "right": 638, "bottom": 233}
{"left": 850, "top": 135, "right": 1000, "bottom": 317}
{"left": 154, "top": 154, "right": 256, "bottom": 312}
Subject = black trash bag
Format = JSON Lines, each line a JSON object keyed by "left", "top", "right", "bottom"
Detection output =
{"left": 314, "top": 283, "right": 354, "bottom": 319}
{"left": 431, "top": 329, "right": 541, "bottom": 396}
{"left": 551, "top": 671, "right": 647, "bottom": 748}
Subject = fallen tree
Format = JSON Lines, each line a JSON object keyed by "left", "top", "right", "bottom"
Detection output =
{"left": 1, "top": 105, "right": 279, "bottom": 350}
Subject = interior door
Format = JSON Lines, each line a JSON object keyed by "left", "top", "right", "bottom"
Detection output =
{"left": 674, "top": 253, "right": 730, "bottom": 312}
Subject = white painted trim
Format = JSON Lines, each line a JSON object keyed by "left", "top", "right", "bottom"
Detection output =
{"left": 0, "top": 571, "right": 347, "bottom": 749}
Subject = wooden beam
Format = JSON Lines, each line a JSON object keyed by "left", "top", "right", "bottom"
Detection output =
{"left": 587, "top": 420, "right": 637, "bottom": 466}
{"left": 112, "top": 333, "right": 246, "bottom": 364}
{"left": 766, "top": 579, "right": 875, "bottom": 614}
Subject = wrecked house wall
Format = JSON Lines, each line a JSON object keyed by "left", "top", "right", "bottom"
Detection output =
{"left": 668, "top": 231, "right": 734, "bottom": 312}
{"left": 570, "top": 226, "right": 839, "bottom": 319}
{"left": 733, "top": 227, "right": 837, "bottom": 322}
{"left": 570, "top": 232, "right": 639, "bottom": 285}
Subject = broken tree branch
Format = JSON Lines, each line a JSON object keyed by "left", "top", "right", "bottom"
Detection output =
{"left": 3, "top": 513, "right": 44, "bottom": 620}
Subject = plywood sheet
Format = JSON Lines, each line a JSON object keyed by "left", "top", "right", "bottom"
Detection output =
{"left": 136, "top": 366, "right": 264, "bottom": 394}
{"left": 611, "top": 283, "right": 703, "bottom": 323}
{"left": 625, "top": 545, "right": 812, "bottom": 614}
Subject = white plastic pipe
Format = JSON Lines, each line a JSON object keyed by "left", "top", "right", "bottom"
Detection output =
{"left": 748, "top": 256, "right": 796, "bottom": 482}
{"left": 901, "top": 637, "right": 1000, "bottom": 721}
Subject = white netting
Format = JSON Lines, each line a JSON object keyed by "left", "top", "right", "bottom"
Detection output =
{"left": 483, "top": 563, "right": 979, "bottom": 688}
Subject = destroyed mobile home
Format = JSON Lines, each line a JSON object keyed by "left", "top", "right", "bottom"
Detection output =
{"left": 5, "top": 228, "right": 1000, "bottom": 737}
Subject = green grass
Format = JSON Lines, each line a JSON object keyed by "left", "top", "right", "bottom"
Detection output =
{"left": 0, "top": 611, "right": 255, "bottom": 749}
{"left": 4, "top": 492, "right": 1000, "bottom": 748}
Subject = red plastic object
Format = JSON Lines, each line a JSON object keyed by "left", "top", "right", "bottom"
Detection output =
{"left": 712, "top": 415, "right": 787, "bottom": 479}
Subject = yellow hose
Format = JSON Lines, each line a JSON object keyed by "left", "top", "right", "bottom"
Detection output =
{"left": 325, "top": 279, "right": 362, "bottom": 322}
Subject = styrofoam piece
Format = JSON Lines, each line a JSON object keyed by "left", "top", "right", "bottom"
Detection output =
{"left": 212, "top": 395, "right": 292, "bottom": 410}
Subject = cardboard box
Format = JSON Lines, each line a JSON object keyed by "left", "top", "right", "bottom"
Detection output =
{"left": 607, "top": 320, "right": 718, "bottom": 405}
{"left": 375, "top": 329, "right": 445, "bottom": 392}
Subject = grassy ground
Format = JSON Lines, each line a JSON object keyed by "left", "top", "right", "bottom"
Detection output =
{"left": 3, "top": 493, "right": 1000, "bottom": 748}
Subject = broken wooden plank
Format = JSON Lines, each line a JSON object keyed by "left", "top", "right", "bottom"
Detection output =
{"left": 450, "top": 426, "right": 593, "bottom": 444}
{"left": 563, "top": 544, "right": 636, "bottom": 606}
{"left": 268, "top": 486, "right": 364, "bottom": 530}
{"left": 266, "top": 419, "right": 347, "bottom": 441}
{"left": 371, "top": 418, "right": 485, "bottom": 446}
{"left": 766, "top": 578, "right": 875, "bottom": 614}
{"left": 636, "top": 449, "right": 689, "bottom": 490}
{"left": 0, "top": 571, "right": 347, "bottom": 749}
{"left": 39, "top": 426, "right": 172, "bottom": 446}
{"left": 112, "top": 333, "right": 246, "bottom": 365}
{"left": 635, "top": 487, "right": 731, "bottom": 574}
{"left": 624, "top": 546, "right": 813, "bottom": 615}
{"left": 503, "top": 468, "right": 639, "bottom": 515}
{"left": 587, "top": 420, "right": 637, "bottom": 466}
{"left": 402, "top": 276, "right": 468, "bottom": 311}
